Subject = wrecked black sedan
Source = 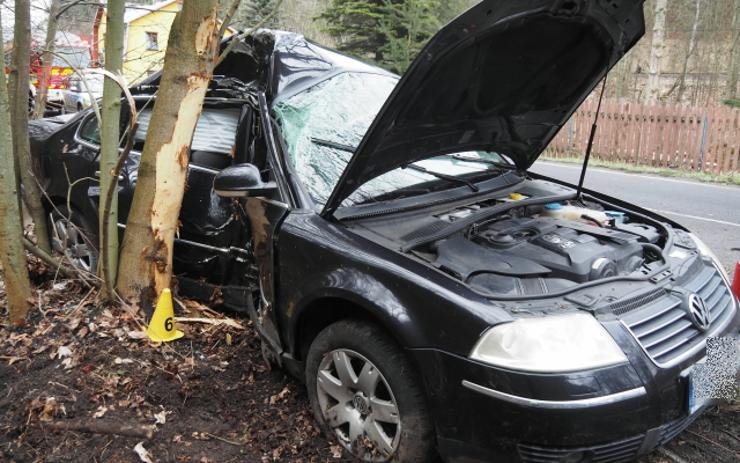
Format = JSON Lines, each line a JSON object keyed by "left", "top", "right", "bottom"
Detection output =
{"left": 29, "top": 1, "right": 739, "bottom": 462}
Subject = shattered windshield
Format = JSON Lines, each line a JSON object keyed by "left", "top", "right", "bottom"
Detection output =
{"left": 274, "top": 72, "right": 508, "bottom": 207}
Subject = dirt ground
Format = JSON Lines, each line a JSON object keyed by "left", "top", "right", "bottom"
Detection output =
{"left": 0, "top": 271, "right": 738, "bottom": 463}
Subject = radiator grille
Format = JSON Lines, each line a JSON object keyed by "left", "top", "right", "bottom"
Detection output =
{"left": 619, "top": 264, "right": 736, "bottom": 367}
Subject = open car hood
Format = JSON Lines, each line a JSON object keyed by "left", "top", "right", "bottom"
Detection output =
{"left": 323, "top": 0, "right": 645, "bottom": 215}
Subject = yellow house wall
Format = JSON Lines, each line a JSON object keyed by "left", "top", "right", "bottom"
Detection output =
{"left": 98, "top": 2, "right": 233, "bottom": 84}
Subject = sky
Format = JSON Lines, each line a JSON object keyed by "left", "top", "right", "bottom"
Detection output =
{"left": 1, "top": 0, "right": 55, "bottom": 43}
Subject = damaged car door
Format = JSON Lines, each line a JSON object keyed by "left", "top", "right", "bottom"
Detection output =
{"left": 71, "top": 98, "right": 257, "bottom": 307}
{"left": 213, "top": 92, "right": 293, "bottom": 358}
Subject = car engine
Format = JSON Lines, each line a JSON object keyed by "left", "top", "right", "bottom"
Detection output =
{"left": 430, "top": 202, "right": 663, "bottom": 297}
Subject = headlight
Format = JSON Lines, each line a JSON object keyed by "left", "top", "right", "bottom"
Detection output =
{"left": 470, "top": 313, "right": 627, "bottom": 373}
{"left": 689, "top": 233, "right": 731, "bottom": 282}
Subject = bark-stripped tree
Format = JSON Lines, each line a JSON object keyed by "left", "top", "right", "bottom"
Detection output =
{"left": 116, "top": 0, "right": 221, "bottom": 308}
{"left": 11, "top": 0, "right": 52, "bottom": 254}
{"left": 99, "top": 0, "right": 125, "bottom": 297}
{"left": 32, "top": 0, "right": 62, "bottom": 120}
{"left": 726, "top": 0, "right": 740, "bottom": 100}
{"left": 643, "top": 0, "right": 667, "bottom": 103}
{"left": 0, "top": 8, "right": 32, "bottom": 326}
{"left": 676, "top": 0, "right": 702, "bottom": 103}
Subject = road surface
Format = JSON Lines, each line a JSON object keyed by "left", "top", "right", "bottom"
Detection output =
{"left": 530, "top": 161, "right": 740, "bottom": 278}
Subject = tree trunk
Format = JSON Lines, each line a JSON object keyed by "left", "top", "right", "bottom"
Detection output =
{"left": 644, "top": 0, "right": 667, "bottom": 103}
{"left": 0, "top": 11, "right": 32, "bottom": 326}
{"left": 117, "top": 0, "right": 220, "bottom": 310}
{"left": 32, "top": 0, "right": 62, "bottom": 120}
{"left": 11, "top": 0, "right": 52, "bottom": 254}
{"left": 726, "top": 0, "right": 740, "bottom": 99}
{"left": 99, "top": 0, "right": 125, "bottom": 298}
{"left": 676, "top": 0, "right": 702, "bottom": 103}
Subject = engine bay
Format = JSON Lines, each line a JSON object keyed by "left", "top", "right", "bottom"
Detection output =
{"left": 434, "top": 205, "right": 662, "bottom": 296}
{"left": 348, "top": 179, "right": 670, "bottom": 299}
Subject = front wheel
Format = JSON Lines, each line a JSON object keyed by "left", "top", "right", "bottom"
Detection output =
{"left": 306, "top": 320, "right": 436, "bottom": 462}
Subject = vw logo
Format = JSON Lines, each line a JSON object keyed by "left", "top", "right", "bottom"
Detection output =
{"left": 686, "top": 293, "right": 711, "bottom": 332}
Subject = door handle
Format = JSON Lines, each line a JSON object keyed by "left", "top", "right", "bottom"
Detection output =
{"left": 94, "top": 171, "right": 125, "bottom": 182}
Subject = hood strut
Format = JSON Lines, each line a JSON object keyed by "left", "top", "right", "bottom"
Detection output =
{"left": 576, "top": 75, "right": 608, "bottom": 199}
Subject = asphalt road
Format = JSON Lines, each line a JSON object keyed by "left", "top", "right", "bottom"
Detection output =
{"left": 530, "top": 161, "right": 740, "bottom": 278}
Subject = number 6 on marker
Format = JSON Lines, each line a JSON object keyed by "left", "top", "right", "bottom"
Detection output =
{"left": 165, "top": 317, "right": 173, "bottom": 331}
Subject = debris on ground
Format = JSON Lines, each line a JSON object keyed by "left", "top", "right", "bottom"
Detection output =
{"left": 0, "top": 271, "right": 738, "bottom": 462}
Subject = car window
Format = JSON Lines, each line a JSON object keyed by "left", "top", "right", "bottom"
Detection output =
{"left": 273, "top": 72, "right": 509, "bottom": 207}
{"left": 78, "top": 114, "right": 100, "bottom": 145}
{"left": 134, "top": 107, "right": 241, "bottom": 156}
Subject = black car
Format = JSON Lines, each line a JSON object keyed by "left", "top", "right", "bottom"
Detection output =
{"left": 29, "top": 1, "right": 739, "bottom": 462}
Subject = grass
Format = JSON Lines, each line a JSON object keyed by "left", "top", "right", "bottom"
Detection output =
{"left": 539, "top": 154, "right": 740, "bottom": 186}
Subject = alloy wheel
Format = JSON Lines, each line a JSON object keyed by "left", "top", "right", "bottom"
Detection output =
{"left": 316, "top": 349, "right": 401, "bottom": 461}
{"left": 50, "top": 212, "right": 95, "bottom": 272}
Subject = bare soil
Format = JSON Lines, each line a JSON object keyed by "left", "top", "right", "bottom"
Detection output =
{"left": 0, "top": 272, "right": 738, "bottom": 463}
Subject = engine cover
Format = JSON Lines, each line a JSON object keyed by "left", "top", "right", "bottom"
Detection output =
{"left": 433, "top": 217, "right": 652, "bottom": 296}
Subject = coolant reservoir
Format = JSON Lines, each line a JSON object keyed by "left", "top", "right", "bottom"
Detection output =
{"left": 541, "top": 203, "right": 609, "bottom": 225}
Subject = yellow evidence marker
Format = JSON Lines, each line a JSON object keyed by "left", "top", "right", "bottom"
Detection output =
{"left": 145, "top": 288, "right": 184, "bottom": 342}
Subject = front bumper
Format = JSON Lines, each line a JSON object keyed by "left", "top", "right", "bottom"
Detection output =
{"left": 410, "top": 300, "right": 739, "bottom": 463}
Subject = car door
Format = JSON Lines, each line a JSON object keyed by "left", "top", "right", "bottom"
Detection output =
{"left": 238, "top": 97, "right": 292, "bottom": 356}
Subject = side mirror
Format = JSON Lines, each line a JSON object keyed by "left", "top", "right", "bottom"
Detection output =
{"left": 214, "top": 163, "right": 277, "bottom": 198}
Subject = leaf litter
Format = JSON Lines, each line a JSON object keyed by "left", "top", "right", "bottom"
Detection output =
{"left": 0, "top": 275, "right": 338, "bottom": 462}
{"left": 1, "top": 267, "right": 737, "bottom": 462}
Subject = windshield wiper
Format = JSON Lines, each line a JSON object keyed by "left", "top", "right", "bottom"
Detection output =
{"left": 447, "top": 154, "right": 516, "bottom": 170}
{"left": 403, "top": 164, "right": 479, "bottom": 192}
{"left": 310, "top": 138, "right": 480, "bottom": 193}
{"left": 311, "top": 137, "right": 355, "bottom": 152}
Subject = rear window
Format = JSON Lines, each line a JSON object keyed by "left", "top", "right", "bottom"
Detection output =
{"left": 134, "top": 107, "right": 241, "bottom": 154}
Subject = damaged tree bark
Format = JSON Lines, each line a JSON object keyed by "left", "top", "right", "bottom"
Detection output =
{"left": 0, "top": 11, "right": 32, "bottom": 326}
{"left": 116, "top": 0, "right": 220, "bottom": 309}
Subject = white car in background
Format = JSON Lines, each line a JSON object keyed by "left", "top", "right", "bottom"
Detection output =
{"left": 62, "top": 71, "right": 104, "bottom": 113}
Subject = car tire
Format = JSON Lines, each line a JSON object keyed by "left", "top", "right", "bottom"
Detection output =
{"left": 48, "top": 205, "right": 98, "bottom": 273}
{"left": 306, "top": 320, "right": 436, "bottom": 462}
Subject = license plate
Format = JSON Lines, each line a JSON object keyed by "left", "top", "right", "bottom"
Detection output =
{"left": 686, "top": 361, "right": 710, "bottom": 415}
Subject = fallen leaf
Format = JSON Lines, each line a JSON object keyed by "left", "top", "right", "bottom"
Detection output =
{"left": 56, "top": 346, "right": 72, "bottom": 359}
{"left": 39, "top": 397, "right": 60, "bottom": 421}
{"left": 133, "top": 442, "right": 154, "bottom": 463}
{"left": 61, "top": 356, "right": 78, "bottom": 370}
{"left": 153, "top": 410, "right": 167, "bottom": 425}
{"left": 3, "top": 356, "right": 23, "bottom": 365}
{"left": 330, "top": 445, "right": 343, "bottom": 459}
{"left": 114, "top": 357, "right": 135, "bottom": 365}
{"left": 67, "top": 317, "right": 82, "bottom": 331}
{"left": 93, "top": 406, "right": 108, "bottom": 418}
{"left": 127, "top": 330, "right": 148, "bottom": 340}
{"left": 269, "top": 387, "right": 291, "bottom": 405}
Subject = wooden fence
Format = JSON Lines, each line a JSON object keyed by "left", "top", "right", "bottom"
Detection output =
{"left": 544, "top": 98, "right": 740, "bottom": 174}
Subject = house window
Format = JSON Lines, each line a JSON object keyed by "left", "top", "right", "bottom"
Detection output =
{"left": 145, "top": 32, "right": 159, "bottom": 51}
